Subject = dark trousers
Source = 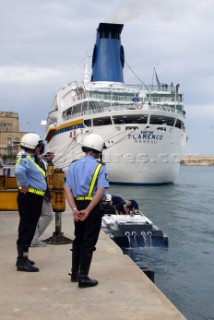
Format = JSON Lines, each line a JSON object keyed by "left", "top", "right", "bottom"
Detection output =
{"left": 73, "top": 201, "right": 103, "bottom": 254}
{"left": 71, "top": 200, "right": 103, "bottom": 276}
{"left": 17, "top": 192, "right": 43, "bottom": 255}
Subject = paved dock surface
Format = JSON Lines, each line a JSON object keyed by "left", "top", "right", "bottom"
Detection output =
{"left": 0, "top": 209, "right": 186, "bottom": 320}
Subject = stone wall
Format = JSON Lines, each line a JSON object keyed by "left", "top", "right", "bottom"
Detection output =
{"left": 0, "top": 112, "right": 26, "bottom": 156}
{"left": 181, "top": 156, "right": 214, "bottom": 166}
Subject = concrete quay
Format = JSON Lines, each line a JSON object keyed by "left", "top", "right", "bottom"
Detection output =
{"left": 0, "top": 209, "right": 186, "bottom": 320}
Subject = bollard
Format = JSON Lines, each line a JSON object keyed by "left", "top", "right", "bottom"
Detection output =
{"left": 44, "top": 211, "right": 72, "bottom": 244}
{"left": 44, "top": 167, "right": 72, "bottom": 245}
{"left": 46, "top": 164, "right": 54, "bottom": 189}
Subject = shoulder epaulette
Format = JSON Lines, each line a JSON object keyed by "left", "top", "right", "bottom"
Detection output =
{"left": 96, "top": 160, "right": 105, "bottom": 165}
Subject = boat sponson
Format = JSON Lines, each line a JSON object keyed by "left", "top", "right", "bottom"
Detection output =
{"left": 113, "top": 235, "right": 168, "bottom": 248}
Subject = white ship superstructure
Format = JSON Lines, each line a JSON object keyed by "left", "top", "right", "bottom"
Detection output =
{"left": 45, "top": 23, "right": 187, "bottom": 185}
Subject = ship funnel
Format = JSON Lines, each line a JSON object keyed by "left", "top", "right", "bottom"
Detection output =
{"left": 91, "top": 23, "right": 124, "bottom": 83}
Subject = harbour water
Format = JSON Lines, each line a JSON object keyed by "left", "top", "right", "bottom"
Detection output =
{"left": 109, "top": 166, "right": 214, "bottom": 320}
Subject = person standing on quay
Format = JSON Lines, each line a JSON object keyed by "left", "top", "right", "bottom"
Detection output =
{"left": 15, "top": 133, "right": 47, "bottom": 272}
{"left": 30, "top": 148, "right": 54, "bottom": 247}
{"left": 65, "top": 133, "right": 109, "bottom": 288}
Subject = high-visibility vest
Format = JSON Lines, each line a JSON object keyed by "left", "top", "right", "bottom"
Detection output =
{"left": 75, "top": 163, "right": 103, "bottom": 200}
{"left": 16, "top": 155, "right": 46, "bottom": 178}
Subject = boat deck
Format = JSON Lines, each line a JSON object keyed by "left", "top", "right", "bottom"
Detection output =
{"left": 0, "top": 209, "right": 186, "bottom": 320}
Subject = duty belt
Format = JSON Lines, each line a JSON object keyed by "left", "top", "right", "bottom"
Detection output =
{"left": 75, "top": 196, "right": 93, "bottom": 201}
{"left": 19, "top": 187, "right": 45, "bottom": 196}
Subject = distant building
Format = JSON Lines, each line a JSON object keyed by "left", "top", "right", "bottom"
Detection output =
{"left": 0, "top": 111, "right": 27, "bottom": 157}
{"left": 181, "top": 155, "right": 214, "bottom": 166}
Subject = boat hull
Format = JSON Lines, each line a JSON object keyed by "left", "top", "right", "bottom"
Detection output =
{"left": 112, "top": 234, "right": 168, "bottom": 249}
{"left": 101, "top": 213, "right": 168, "bottom": 249}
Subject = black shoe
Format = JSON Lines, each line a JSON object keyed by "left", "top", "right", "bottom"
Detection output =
{"left": 17, "top": 260, "right": 39, "bottom": 272}
{"left": 68, "top": 272, "right": 78, "bottom": 282}
{"left": 78, "top": 275, "right": 98, "bottom": 288}
{"left": 27, "top": 258, "right": 35, "bottom": 265}
{"left": 16, "top": 258, "right": 35, "bottom": 266}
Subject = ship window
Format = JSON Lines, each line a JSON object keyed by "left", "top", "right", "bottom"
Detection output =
{"left": 84, "top": 119, "right": 92, "bottom": 127}
{"left": 88, "top": 101, "right": 100, "bottom": 113}
{"left": 93, "top": 117, "right": 112, "bottom": 126}
{"left": 62, "top": 107, "right": 72, "bottom": 120}
{"left": 82, "top": 101, "right": 88, "bottom": 114}
{"left": 73, "top": 104, "right": 82, "bottom": 117}
{"left": 175, "top": 119, "right": 185, "bottom": 129}
{"left": 149, "top": 115, "right": 175, "bottom": 126}
{"left": 112, "top": 115, "right": 148, "bottom": 124}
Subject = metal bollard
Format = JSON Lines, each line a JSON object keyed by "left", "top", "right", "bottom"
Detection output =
{"left": 44, "top": 167, "right": 72, "bottom": 245}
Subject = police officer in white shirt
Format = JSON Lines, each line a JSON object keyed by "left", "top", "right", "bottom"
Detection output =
{"left": 65, "top": 133, "right": 109, "bottom": 288}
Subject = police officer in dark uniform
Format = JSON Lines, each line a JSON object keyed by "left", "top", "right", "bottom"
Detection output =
{"left": 65, "top": 133, "right": 109, "bottom": 288}
{"left": 15, "top": 133, "right": 47, "bottom": 272}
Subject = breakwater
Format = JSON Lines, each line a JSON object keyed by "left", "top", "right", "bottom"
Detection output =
{"left": 181, "top": 156, "right": 214, "bottom": 166}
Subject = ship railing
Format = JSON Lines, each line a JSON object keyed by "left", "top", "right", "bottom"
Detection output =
{"left": 67, "top": 103, "right": 184, "bottom": 119}
{"left": 71, "top": 88, "right": 182, "bottom": 105}
{"left": 147, "top": 96, "right": 182, "bottom": 103}
{"left": 148, "top": 104, "right": 184, "bottom": 116}
{"left": 72, "top": 92, "right": 138, "bottom": 103}
{"left": 106, "top": 83, "right": 180, "bottom": 94}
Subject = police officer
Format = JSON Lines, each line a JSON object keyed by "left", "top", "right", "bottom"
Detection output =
{"left": 65, "top": 133, "right": 109, "bottom": 288}
{"left": 15, "top": 133, "right": 47, "bottom": 272}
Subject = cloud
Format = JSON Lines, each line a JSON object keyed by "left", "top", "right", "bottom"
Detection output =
{"left": 187, "top": 104, "right": 214, "bottom": 119}
{"left": 0, "top": 66, "right": 63, "bottom": 84}
{"left": 0, "top": 0, "right": 214, "bottom": 154}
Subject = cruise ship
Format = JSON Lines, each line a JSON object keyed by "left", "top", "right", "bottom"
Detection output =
{"left": 45, "top": 22, "right": 187, "bottom": 185}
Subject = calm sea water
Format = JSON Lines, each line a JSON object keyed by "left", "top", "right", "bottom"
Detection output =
{"left": 109, "top": 166, "right": 214, "bottom": 320}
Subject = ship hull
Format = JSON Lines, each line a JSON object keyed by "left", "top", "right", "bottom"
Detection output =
{"left": 47, "top": 113, "right": 184, "bottom": 185}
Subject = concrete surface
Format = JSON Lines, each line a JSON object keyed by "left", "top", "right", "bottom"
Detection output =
{"left": 0, "top": 209, "right": 186, "bottom": 320}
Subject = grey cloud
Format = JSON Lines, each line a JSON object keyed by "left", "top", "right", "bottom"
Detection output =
{"left": 0, "top": 0, "right": 214, "bottom": 154}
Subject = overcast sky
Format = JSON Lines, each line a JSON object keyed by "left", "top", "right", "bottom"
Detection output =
{"left": 1, "top": 0, "right": 214, "bottom": 155}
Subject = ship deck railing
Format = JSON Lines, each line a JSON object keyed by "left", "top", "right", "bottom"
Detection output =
{"left": 61, "top": 104, "right": 185, "bottom": 122}
{"left": 72, "top": 91, "right": 182, "bottom": 105}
